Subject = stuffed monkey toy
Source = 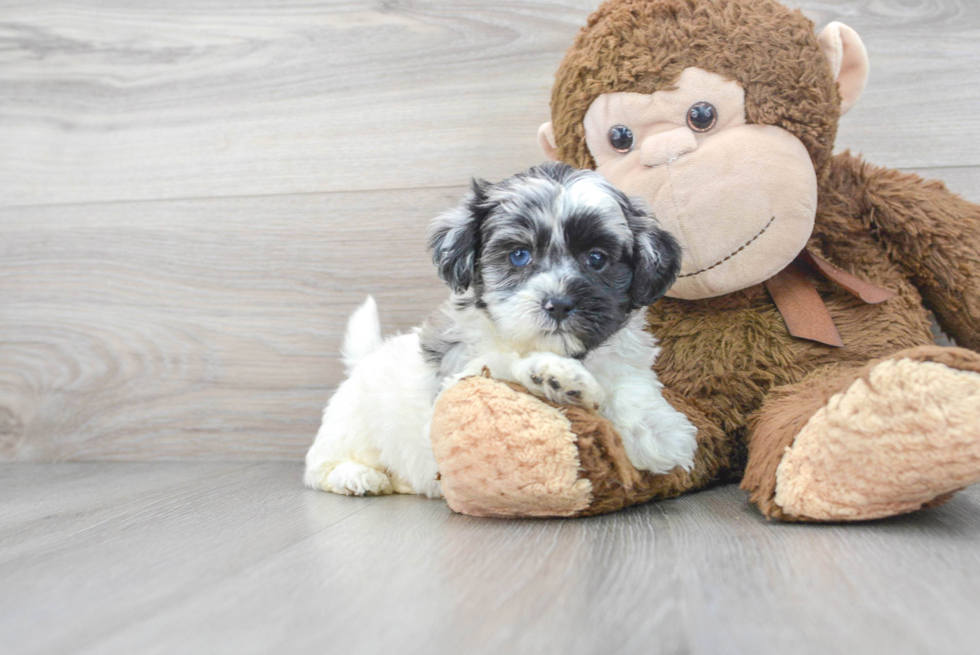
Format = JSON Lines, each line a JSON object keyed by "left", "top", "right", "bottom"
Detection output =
{"left": 429, "top": 0, "right": 980, "bottom": 520}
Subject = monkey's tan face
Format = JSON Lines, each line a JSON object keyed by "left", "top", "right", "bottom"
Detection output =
{"left": 583, "top": 67, "right": 818, "bottom": 300}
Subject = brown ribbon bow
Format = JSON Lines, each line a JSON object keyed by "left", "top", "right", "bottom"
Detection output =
{"left": 764, "top": 250, "right": 897, "bottom": 347}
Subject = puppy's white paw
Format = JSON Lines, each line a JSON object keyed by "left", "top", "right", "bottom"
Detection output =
{"left": 513, "top": 352, "right": 605, "bottom": 409}
{"left": 613, "top": 404, "right": 698, "bottom": 475}
{"left": 324, "top": 462, "right": 394, "bottom": 496}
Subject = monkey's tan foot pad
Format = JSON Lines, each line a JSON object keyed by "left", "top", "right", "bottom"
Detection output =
{"left": 430, "top": 376, "right": 683, "bottom": 518}
{"left": 774, "top": 356, "right": 980, "bottom": 521}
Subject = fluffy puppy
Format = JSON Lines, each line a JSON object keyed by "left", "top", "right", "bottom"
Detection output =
{"left": 305, "top": 162, "right": 697, "bottom": 497}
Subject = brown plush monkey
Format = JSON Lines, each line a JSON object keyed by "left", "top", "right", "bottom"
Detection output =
{"left": 429, "top": 0, "right": 980, "bottom": 520}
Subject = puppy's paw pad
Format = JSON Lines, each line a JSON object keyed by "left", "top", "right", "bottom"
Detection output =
{"left": 513, "top": 353, "right": 604, "bottom": 408}
{"left": 325, "top": 462, "right": 394, "bottom": 496}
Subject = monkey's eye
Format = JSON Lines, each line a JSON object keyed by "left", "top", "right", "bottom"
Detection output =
{"left": 687, "top": 102, "right": 717, "bottom": 132}
{"left": 509, "top": 248, "right": 532, "bottom": 267}
{"left": 586, "top": 250, "right": 608, "bottom": 271}
{"left": 608, "top": 125, "right": 634, "bottom": 152}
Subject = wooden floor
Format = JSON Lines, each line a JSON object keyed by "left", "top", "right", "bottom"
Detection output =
{"left": 2, "top": 0, "right": 980, "bottom": 461}
{"left": 3, "top": 3, "right": 980, "bottom": 653}
{"left": 2, "top": 463, "right": 979, "bottom": 655}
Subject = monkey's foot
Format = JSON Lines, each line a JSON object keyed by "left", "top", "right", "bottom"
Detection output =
{"left": 430, "top": 375, "right": 713, "bottom": 518}
{"left": 774, "top": 349, "right": 980, "bottom": 521}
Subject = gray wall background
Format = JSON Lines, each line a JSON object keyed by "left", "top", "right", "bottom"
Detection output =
{"left": 2, "top": 0, "right": 979, "bottom": 461}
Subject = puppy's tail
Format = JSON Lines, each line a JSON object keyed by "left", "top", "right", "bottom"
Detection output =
{"left": 342, "top": 295, "right": 384, "bottom": 374}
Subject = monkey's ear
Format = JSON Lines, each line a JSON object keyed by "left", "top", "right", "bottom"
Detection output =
{"left": 818, "top": 22, "right": 869, "bottom": 116}
{"left": 537, "top": 122, "right": 559, "bottom": 161}
{"left": 621, "top": 198, "right": 682, "bottom": 308}
{"left": 426, "top": 179, "right": 489, "bottom": 294}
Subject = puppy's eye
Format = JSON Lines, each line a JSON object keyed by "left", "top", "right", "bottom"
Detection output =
{"left": 608, "top": 125, "right": 634, "bottom": 153}
{"left": 586, "top": 250, "right": 608, "bottom": 271}
{"left": 509, "top": 248, "right": 532, "bottom": 267}
{"left": 687, "top": 102, "right": 717, "bottom": 132}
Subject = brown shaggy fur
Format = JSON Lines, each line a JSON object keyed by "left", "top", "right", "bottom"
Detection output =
{"left": 574, "top": 388, "right": 738, "bottom": 516}
{"left": 541, "top": 0, "right": 980, "bottom": 519}
{"left": 742, "top": 345, "right": 980, "bottom": 521}
{"left": 434, "top": 0, "right": 980, "bottom": 520}
{"left": 551, "top": 0, "right": 841, "bottom": 178}
{"left": 649, "top": 149, "right": 980, "bottom": 518}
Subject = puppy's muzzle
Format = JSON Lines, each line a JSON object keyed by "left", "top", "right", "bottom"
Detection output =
{"left": 542, "top": 296, "right": 575, "bottom": 323}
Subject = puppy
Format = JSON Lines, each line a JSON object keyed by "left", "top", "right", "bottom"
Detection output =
{"left": 305, "top": 162, "right": 697, "bottom": 497}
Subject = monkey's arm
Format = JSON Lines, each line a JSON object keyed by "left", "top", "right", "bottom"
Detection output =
{"left": 855, "top": 157, "right": 980, "bottom": 351}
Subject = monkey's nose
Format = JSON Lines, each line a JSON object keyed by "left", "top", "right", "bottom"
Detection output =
{"left": 543, "top": 296, "right": 576, "bottom": 323}
{"left": 640, "top": 127, "right": 698, "bottom": 167}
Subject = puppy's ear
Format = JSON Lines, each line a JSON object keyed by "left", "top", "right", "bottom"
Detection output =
{"left": 427, "top": 178, "right": 490, "bottom": 294}
{"left": 621, "top": 196, "right": 681, "bottom": 308}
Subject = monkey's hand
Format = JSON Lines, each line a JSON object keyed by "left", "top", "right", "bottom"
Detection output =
{"left": 855, "top": 155, "right": 980, "bottom": 351}
{"left": 512, "top": 352, "right": 605, "bottom": 409}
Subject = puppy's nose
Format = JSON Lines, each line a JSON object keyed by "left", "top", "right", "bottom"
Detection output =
{"left": 543, "top": 296, "right": 575, "bottom": 323}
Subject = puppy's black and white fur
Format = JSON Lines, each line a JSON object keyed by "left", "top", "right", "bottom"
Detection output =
{"left": 305, "top": 163, "right": 697, "bottom": 497}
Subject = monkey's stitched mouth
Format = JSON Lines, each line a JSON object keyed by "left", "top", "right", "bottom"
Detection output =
{"left": 678, "top": 216, "right": 776, "bottom": 279}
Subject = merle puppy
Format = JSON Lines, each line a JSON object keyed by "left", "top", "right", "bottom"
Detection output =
{"left": 305, "top": 162, "right": 697, "bottom": 497}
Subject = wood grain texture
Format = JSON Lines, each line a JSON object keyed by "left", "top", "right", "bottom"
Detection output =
{"left": 0, "top": 0, "right": 594, "bottom": 207}
{"left": 0, "top": 188, "right": 462, "bottom": 460}
{"left": 1, "top": 1, "right": 980, "bottom": 461}
{"left": 797, "top": 0, "right": 980, "bottom": 170}
{"left": 1, "top": 1, "right": 979, "bottom": 207}
{"left": 1, "top": 463, "right": 979, "bottom": 655}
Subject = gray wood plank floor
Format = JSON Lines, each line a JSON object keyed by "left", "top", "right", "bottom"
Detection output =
{"left": 3, "top": 4, "right": 980, "bottom": 653}
{"left": 3, "top": 0, "right": 980, "bottom": 461}
{"left": 2, "top": 463, "right": 979, "bottom": 655}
